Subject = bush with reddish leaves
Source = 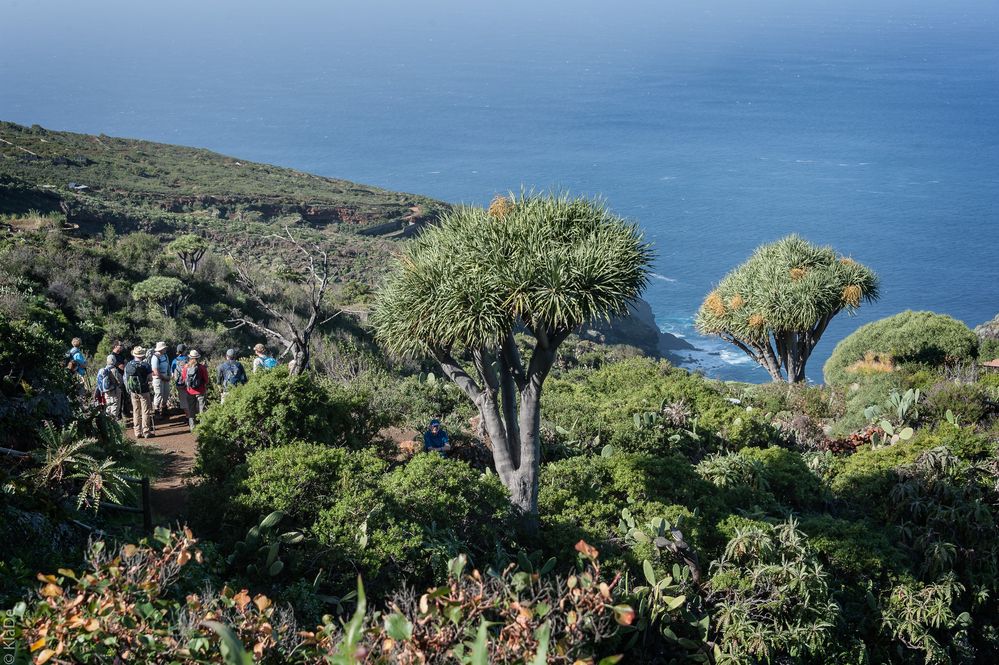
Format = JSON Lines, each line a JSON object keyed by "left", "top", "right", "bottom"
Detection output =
{"left": 12, "top": 529, "right": 631, "bottom": 664}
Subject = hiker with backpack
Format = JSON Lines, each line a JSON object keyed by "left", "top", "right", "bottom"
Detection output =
{"left": 124, "top": 346, "right": 154, "bottom": 439}
{"left": 172, "top": 343, "right": 189, "bottom": 418}
{"left": 182, "top": 349, "right": 210, "bottom": 431}
{"left": 95, "top": 354, "right": 124, "bottom": 419}
{"left": 66, "top": 337, "right": 88, "bottom": 380}
{"left": 150, "top": 341, "right": 171, "bottom": 419}
{"left": 252, "top": 343, "right": 278, "bottom": 372}
{"left": 217, "top": 348, "right": 248, "bottom": 403}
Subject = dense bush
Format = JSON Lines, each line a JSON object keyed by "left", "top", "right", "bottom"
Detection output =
{"left": 824, "top": 310, "right": 979, "bottom": 386}
{"left": 310, "top": 453, "right": 513, "bottom": 591}
{"left": 921, "top": 380, "right": 993, "bottom": 426}
{"left": 195, "top": 367, "right": 384, "bottom": 481}
{"left": 543, "top": 357, "right": 778, "bottom": 455}
{"left": 0, "top": 317, "right": 76, "bottom": 448}
{"left": 539, "top": 452, "right": 725, "bottom": 565}
{"left": 237, "top": 442, "right": 387, "bottom": 522}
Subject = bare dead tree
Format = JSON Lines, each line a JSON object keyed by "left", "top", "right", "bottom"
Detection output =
{"left": 227, "top": 227, "right": 341, "bottom": 374}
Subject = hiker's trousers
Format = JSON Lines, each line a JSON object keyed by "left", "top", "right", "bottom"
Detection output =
{"left": 104, "top": 389, "right": 123, "bottom": 419}
{"left": 177, "top": 386, "right": 190, "bottom": 416}
{"left": 152, "top": 376, "right": 170, "bottom": 412}
{"left": 130, "top": 391, "right": 152, "bottom": 437}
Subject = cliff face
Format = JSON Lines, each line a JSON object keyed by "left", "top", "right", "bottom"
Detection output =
{"left": 581, "top": 298, "right": 695, "bottom": 358}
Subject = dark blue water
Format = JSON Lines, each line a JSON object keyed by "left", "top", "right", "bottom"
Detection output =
{"left": 3, "top": 0, "right": 998, "bottom": 382}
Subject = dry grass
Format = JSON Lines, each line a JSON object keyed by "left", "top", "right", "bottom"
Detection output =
{"left": 789, "top": 267, "right": 807, "bottom": 281}
{"left": 749, "top": 313, "right": 766, "bottom": 329}
{"left": 846, "top": 351, "right": 895, "bottom": 375}
{"left": 728, "top": 293, "right": 745, "bottom": 310}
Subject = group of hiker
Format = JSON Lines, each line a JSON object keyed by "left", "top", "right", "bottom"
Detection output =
{"left": 69, "top": 336, "right": 453, "bottom": 454}
{"left": 68, "top": 338, "right": 278, "bottom": 438}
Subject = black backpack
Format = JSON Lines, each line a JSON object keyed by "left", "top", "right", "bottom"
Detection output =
{"left": 185, "top": 364, "right": 204, "bottom": 390}
{"left": 124, "top": 360, "right": 149, "bottom": 394}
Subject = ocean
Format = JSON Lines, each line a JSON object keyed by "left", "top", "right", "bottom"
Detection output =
{"left": 2, "top": 0, "right": 997, "bottom": 382}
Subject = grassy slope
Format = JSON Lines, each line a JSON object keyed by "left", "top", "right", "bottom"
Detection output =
{"left": 0, "top": 121, "right": 447, "bottom": 234}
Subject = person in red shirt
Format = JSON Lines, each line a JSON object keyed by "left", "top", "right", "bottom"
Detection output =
{"left": 181, "top": 349, "right": 210, "bottom": 431}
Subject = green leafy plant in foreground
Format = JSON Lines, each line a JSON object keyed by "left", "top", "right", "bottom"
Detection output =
{"left": 226, "top": 510, "right": 304, "bottom": 578}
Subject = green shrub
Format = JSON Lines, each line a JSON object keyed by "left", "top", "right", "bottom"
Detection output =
{"left": 740, "top": 446, "right": 824, "bottom": 510}
{"left": 980, "top": 337, "right": 999, "bottom": 361}
{"left": 828, "top": 431, "right": 943, "bottom": 514}
{"left": 195, "top": 367, "right": 383, "bottom": 481}
{"left": 798, "top": 515, "right": 905, "bottom": 582}
{"left": 0, "top": 317, "right": 76, "bottom": 448}
{"left": 312, "top": 454, "right": 512, "bottom": 590}
{"left": 543, "top": 357, "right": 777, "bottom": 456}
{"left": 824, "top": 310, "right": 979, "bottom": 386}
{"left": 539, "top": 453, "right": 724, "bottom": 563}
{"left": 237, "top": 442, "right": 387, "bottom": 522}
{"left": 740, "top": 381, "right": 841, "bottom": 419}
{"left": 921, "top": 380, "right": 992, "bottom": 426}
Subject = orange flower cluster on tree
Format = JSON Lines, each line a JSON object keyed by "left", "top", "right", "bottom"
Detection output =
{"left": 488, "top": 194, "right": 515, "bottom": 219}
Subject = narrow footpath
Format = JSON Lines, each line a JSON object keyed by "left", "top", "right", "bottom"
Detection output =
{"left": 127, "top": 409, "right": 197, "bottom": 521}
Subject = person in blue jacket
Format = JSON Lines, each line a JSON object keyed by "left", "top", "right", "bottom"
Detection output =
{"left": 423, "top": 418, "right": 451, "bottom": 455}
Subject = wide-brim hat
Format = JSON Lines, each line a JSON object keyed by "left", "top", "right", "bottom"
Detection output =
{"left": 253, "top": 343, "right": 266, "bottom": 353}
{"left": 132, "top": 346, "right": 146, "bottom": 358}
{"left": 189, "top": 349, "right": 201, "bottom": 359}
{"left": 155, "top": 341, "right": 169, "bottom": 352}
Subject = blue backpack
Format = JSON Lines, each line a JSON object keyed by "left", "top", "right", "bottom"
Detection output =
{"left": 96, "top": 367, "right": 118, "bottom": 394}
{"left": 262, "top": 356, "right": 279, "bottom": 369}
{"left": 221, "top": 360, "right": 247, "bottom": 388}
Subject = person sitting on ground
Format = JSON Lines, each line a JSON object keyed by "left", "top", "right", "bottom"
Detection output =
{"left": 172, "top": 343, "right": 189, "bottom": 418}
{"left": 182, "top": 349, "right": 210, "bottom": 431}
{"left": 96, "top": 354, "right": 124, "bottom": 420}
{"left": 251, "top": 343, "right": 278, "bottom": 372}
{"left": 67, "top": 337, "right": 87, "bottom": 379}
{"left": 423, "top": 418, "right": 451, "bottom": 455}
{"left": 124, "top": 346, "right": 154, "bottom": 439}
{"left": 151, "top": 341, "right": 171, "bottom": 420}
{"left": 217, "top": 348, "right": 248, "bottom": 403}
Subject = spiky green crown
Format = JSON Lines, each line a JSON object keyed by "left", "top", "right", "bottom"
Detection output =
{"left": 372, "top": 192, "right": 653, "bottom": 355}
{"left": 694, "top": 235, "right": 879, "bottom": 342}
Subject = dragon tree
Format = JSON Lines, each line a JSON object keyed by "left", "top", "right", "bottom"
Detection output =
{"left": 373, "top": 192, "right": 652, "bottom": 528}
{"left": 695, "top": 235, "right": 879, "bottom": 383}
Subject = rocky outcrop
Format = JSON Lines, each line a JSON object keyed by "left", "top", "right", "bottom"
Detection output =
{"left": 581, "top": 298, "right": 696, "bottom": 358}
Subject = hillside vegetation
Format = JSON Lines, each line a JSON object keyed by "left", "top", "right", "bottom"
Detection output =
{"left": 2, "top": 126, "right": 999, "bottom": 664}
